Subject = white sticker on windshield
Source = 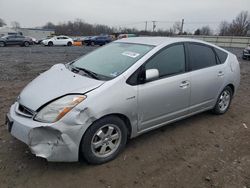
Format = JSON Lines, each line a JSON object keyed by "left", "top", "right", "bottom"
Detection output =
{"left": 122, "top": 51, "right": 140, "bottom": 58}
{"left": 110, "top": 72, "right": 118, "bottom": 77}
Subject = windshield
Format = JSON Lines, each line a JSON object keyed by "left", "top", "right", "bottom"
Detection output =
{"left": 72, "top": 42, "right": 154, "bottom": 79}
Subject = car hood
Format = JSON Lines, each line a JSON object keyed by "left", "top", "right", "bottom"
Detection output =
{"left": 19, "top": 64, "right": 104, "bottom": 111}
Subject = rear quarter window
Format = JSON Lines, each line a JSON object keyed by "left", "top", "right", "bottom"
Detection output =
{"left": 214, "top": 48, "right": 228, "bottom": 63}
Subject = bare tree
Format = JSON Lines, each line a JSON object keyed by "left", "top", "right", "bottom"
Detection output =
{"left": 194, "top": 29, "right": 201, "bottom": 35}
{"left": 173, "top": 21, "right": 182, "bottom": 34}
{"left": 193, "top": 26, "right": 212, "bottom": 35}
{"left": 219, "top": 21, "right": 230, "bottom": 36}
{"left": 201, "top": 26, "right": 212, "bottom": 35}
{"left": 0, "top": 18, "right": 6, "bottom": 27}
{"left": 43, "top": 22, "right": 56, "bottom": 29}
{"left": 11, "top": 21, "right": 20, "bottom": 30}
{"left": 228, "top": 11, "right": 249, "bottom": 36}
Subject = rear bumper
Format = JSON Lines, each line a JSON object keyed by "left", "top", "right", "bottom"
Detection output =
{"left": 7, "top": 102, "right": 86, "bottom": 162}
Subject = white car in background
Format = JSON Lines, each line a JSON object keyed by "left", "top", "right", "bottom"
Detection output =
{"left": 41, "top": 36, "right": 73, "bottom": 46}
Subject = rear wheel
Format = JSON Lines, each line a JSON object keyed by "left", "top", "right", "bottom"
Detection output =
{"left": 67, "top": 41, "right": 72, "bottom": 46}
{"left": 81, "top": 116, "right": 127, "bottom": 164}
{"left": 0, "top": 41, "right": 5, "bottom": 47}
{"left": 212, "top": 86, "right": 232, "bottom": 114}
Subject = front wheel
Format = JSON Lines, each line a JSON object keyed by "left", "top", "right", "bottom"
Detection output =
{"left": 23, "top": 41, "right": 30, "bottom": 47}
{"left": 48, "top": 41, "right": 53, "bottom": 46}
{"left": 212, "top": 86, "right": 232, "bottom": 115}
{"left": 81, "top": 116, "right": 128, "bottom": 164}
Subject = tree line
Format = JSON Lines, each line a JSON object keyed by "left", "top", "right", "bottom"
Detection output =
{"left": 194, "top": 11, "right": 250, "bottom": 36}
{"left": 42, "top": 11, "right": 250, "bottom": 36}
{"left": 1, "top": 11, "right": 249, "bottom": 36}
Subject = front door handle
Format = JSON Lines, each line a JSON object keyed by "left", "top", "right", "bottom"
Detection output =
{"left": 180, "top": 81, "right": 190, "bottom": 88}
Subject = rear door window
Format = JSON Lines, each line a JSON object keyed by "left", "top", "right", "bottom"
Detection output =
{"left": 16, "top": 36, "right": 24, "bottom": 39}
{"left": 188, "top": 43, "right": 217, "bottom": 71}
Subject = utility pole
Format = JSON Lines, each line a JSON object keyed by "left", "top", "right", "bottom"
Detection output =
{"left": 152, "top": 21, "right": 156, "bottom": 32}
{"left": 145, "top": 21, "right": 148, "bottom": 32}
{"left": 180, "top": 19, "right": 184, "bottom": 35}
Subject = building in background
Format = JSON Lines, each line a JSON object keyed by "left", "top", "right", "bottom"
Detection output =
{"left": 0, "top": 27, "right": 55, "bottom": 40}
{"left": 17, "top": 28, "right": 55, "bottom": 40}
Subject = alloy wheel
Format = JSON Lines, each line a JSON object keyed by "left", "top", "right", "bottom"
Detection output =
{"left": 218, "top": 90, "right": 231, "bottom": 112}
{"left": 91, "top": 124, "right": 121, "bottom": 158}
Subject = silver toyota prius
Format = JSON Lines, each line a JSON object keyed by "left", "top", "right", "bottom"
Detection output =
{"left": 6, "top": 37, "right": 240, "bottom": 164}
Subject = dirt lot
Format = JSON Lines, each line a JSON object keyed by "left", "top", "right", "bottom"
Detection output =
{"left": 0, "top": 46, "right": 249, "bottom": 188}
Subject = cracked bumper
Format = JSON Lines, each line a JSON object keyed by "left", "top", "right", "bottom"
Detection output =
{"left": 7, "top": 102, "right": 88, "bottom": 162}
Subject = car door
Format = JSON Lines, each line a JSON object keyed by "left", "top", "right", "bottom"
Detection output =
{"left": 61, "top": 36, "right": 69, "bottom": 45}
{"left": 99, "top": 37, "right": 105, "bottom": 45}
{"left": 54, "top": 37, "right": 62, "bottom": 45}
{"left": 95, "top": 37, "right": 101, "bottom": 45}
{"left": 6, "top": 35, "right": 17, "bottom": 45}
{"left": 15, "top": 35, "right": 25, "bottom": 45}
{"left": 137, "top": 43, "right": 191, "bottom": 131}
{"left": 186, "top": 42, "right": 226, "bottom": 113}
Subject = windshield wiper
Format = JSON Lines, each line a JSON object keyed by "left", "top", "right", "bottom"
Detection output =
{"left": 72, "top": 66, "right": 100, "bottom": 80}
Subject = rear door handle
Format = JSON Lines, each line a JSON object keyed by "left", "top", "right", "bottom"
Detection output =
{"left": 180, "top": 81, "right": 190, "bottom": 88}
{"left": 218, "top": 71, "right": 224, "bottom": 77}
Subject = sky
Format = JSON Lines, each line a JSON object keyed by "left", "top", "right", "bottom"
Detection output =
{"left": 0, "top": 0, "right": 249, "bottom": 33}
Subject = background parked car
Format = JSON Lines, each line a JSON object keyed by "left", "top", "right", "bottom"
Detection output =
{"left": 41, "top": 35, "right": 73, "bottom": 46}
{"left": 242, "top": 45, "right": 250, "bottom": 60}
{"left": 117, "top": 33, "right": 137, "bottom": 39}
{"left": 27, "top": 36, "right": 39, "bottom": 44}
{"left": 0, "top": 35, "right": 33, "bottom": 47}
{"left": 83, "top": 35, "right": 112, "bottom": 46}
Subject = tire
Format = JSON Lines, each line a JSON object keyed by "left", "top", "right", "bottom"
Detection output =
{"left": 48, "top": 41, "right": 53, "bottom": 46}
{"left": 67, "top": 41, "right": 72, "bottom": 46}
{"left": 212, "top": 86, "right": 233, "bottom": 115}
{"left": 81, "top": 116, "right": 128, "bottom": 164}
{"left": 23, "top": 41, "right": 29, "bottom": 47}
{"left": 242, "top": 55, "right": 247, "bottom": 60}
{"left": 0, "top": 41, "right": 5, "bottom": 47}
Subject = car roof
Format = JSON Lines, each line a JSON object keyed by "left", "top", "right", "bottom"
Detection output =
{"left": 115, "top": 37, "right": 213, "bottom": 47}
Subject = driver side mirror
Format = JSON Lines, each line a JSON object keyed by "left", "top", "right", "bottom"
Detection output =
{"left": 145, "top": 69, "right": 159, "bottom": 82}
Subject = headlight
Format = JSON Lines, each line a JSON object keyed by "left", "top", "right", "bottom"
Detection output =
{"left": 34, "top": 95, "right": 86, "bottom": 123}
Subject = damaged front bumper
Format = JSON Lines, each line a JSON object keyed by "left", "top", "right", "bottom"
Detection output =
{"left": 7, "top": 102, "right": 89, "bottom": 162}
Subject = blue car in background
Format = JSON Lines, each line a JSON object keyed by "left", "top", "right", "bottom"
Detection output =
{"left": 84, "top": 36, "right": 112, "bottom": 46}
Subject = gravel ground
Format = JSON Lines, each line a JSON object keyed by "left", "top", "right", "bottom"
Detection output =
{"left": 0, "top": 45, "right": 249, "bottom": 188}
